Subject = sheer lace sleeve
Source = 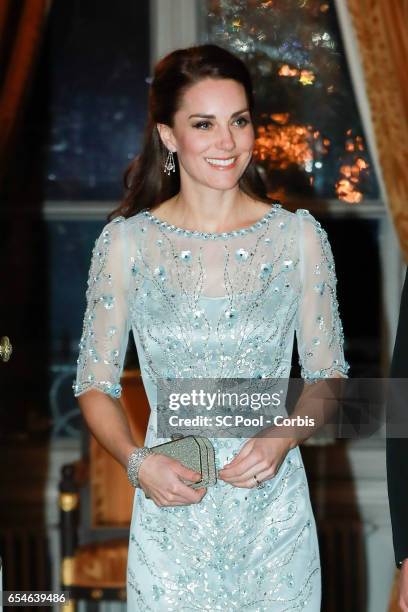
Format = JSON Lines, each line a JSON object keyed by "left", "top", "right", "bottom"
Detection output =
{"left": 73, "top": 216, "right": 130, "bottom": 399}
{"left": 295, "top": 209, "right": 349, "bottom": 382}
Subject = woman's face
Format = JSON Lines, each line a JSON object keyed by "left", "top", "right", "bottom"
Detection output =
{"left": 158, "top": 78, "right": 255, "bottom": 190}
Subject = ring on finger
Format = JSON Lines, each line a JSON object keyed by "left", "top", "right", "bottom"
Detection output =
{"left": 253, "top": 474, "right": 266, "bottom": 489}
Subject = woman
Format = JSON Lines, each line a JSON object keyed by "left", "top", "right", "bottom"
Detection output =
{"left": 73, "top": 44, "right": 349, "bottom": 610}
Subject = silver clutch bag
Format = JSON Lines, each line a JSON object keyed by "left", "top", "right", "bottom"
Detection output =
{"left": 150, "top": 434, "right": 217, "bottom": 488}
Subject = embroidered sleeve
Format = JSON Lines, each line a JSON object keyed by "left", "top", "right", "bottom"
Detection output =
{"left": 73, "top": 217, "right": 130, "bottom": 399}
{"left": 295, "top": 210, "right": 349, "bottom": 382}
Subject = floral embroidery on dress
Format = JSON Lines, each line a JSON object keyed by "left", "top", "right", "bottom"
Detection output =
{"left": 73, "top": 203, "right": 348, "bottom": 611}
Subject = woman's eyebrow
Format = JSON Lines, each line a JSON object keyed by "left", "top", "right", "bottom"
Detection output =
{"left": 188, "top": 107, "right": 249, "bottom": 119}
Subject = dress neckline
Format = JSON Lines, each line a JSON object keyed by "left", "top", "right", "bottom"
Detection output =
{"left": 142, "top": 202, "right": 282, "bottom": 240}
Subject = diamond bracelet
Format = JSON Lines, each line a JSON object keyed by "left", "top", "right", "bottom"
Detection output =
{"left": 127, "top": 447, "right": 153, "bottom": 488}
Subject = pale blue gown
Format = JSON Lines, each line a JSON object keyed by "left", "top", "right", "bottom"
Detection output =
{"left": 73, "top": 203, "right": 349, "bottom": 611}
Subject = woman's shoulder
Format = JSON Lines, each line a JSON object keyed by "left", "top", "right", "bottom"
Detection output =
{"left": 264, "top": 202, "right": 320, "bottom": 230}
{"left": 273, "top": 204, "right": 317, "bottom": 222}
{"left": 293, "top": 208, "right": 326, "bottom": 235}
{"left": 93, "top": 213, "right": 148, "bottom": 253}
{"left": 274, "top": 206, "right": 323, "bottom": 234}
{"left": 103, "top": 211, "right": 148, "bottom": 232}
{"left": 293, "top": 208, "right": 333, "bottom": 262}
{"left": 269, "top": 205, "right": 328, "bottom": 248}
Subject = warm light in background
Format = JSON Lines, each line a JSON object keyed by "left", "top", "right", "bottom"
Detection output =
{"left": 254, "top": 117, "right": 370, "bottom": 203}
{"left": 254, "top": 115, "right": 329, "bottom": 171}
{"left": 204, "top": 0, "right": 379, "bottom": 203}
{"left": 278, "top": 64, "right": 299, "bottom": 77}
{"left": 278, "top": 65, "right": 316, "bottom": 86}
{"left": 255, "top": 123, "right": 313, "bottom": 168}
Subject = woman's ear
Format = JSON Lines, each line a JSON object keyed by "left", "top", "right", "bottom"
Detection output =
{"left": 156, "top": 123, "right": 177, "bottom": 153}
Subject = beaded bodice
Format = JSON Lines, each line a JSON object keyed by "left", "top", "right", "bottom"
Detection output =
{"left": 73, "top": 203, "right": 349, "bottom": 407}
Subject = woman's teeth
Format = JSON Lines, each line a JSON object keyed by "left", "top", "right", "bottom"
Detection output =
{"left": 205, "top": 157, "right": 236, "bottom": 167}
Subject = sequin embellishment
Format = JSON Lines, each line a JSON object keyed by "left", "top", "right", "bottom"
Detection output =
{"left": 73, "top": 206, "right": 349, "bottom": 609}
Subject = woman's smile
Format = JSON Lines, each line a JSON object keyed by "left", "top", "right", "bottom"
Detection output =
{"left": 205, "top": 156, "right": 238, "bottom": 169}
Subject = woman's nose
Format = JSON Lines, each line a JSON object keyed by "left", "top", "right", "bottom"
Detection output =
{"left": 215, "top": 126, "right": 235, "bottom": 150}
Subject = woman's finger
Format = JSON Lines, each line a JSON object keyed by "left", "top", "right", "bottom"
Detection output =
{"left": 221, "top": 464, "right": 263, "bottom": 484}
{"left": 234, "top": 466, "right": 276, "bottom": 486}
{"left": 226, "top": 467, "right": 275, "bottom": 488}
{"left": 219, "top": 455, "right": 260, "bottom": 480}
{"left": 222, "top": 457, "right": 286, "bottom": 486}
{"left": 220, "top": 457, "right": 269, "bottom": 483}
{"left": 222, "top": 441, "right": 253, "bottom": 469}
{"left": 152, "top": 489, "right": 205, "bottom": 506}
{"left": 220, "top": 450, "right": 273, "bottom": 481}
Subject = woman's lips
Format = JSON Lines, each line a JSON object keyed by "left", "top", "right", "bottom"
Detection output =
{"left": 205, "top": 157, "right": 237, "bottom": 170}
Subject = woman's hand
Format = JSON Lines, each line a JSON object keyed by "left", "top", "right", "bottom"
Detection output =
{"left": 137, "top": 453, "right": 207, "bottom": 506}
{"left": 218, "top": 437, "right": 296, "bottom": 488}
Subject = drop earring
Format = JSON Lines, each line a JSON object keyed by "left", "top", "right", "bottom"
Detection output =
{"left": 164, "top": 148, "right": 176, "bottom": 175}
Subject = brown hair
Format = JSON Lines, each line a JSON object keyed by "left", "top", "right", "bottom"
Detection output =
{"left": 109, "top": 44, "right": 273, "bottom": 221}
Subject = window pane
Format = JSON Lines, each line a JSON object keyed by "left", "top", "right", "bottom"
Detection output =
{"left": 42, "top": 0, "right": 150, "bottom": 200}
{"left": 199, "top": 0, "right": 380, "bottom": 203}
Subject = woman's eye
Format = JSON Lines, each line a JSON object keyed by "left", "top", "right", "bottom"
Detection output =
{"left": 235, "top": 117, "right": 250, "bottom": 127}
{"left": 193, "top": 121, "right": 211, "bottom": 129}
{"left": 193, "top": 117, "right": 250, "bottom": 130}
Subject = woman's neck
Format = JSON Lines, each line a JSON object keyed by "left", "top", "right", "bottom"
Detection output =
{"left": 151, "top": 190, "right": 270, "bottom": 234}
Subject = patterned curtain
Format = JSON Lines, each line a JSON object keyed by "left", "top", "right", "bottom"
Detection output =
{"left": 344, "top": 0, "right": 408, "bottom": 261}
{"left": 0, "top": 0, "right": 52, "bottom": 184}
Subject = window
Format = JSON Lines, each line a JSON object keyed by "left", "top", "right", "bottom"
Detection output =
{"left": 43, "top": 0, "right": 150, "bottom": 200}
{"left": 199, "top": 0, "right": 380, "bottom": 203}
